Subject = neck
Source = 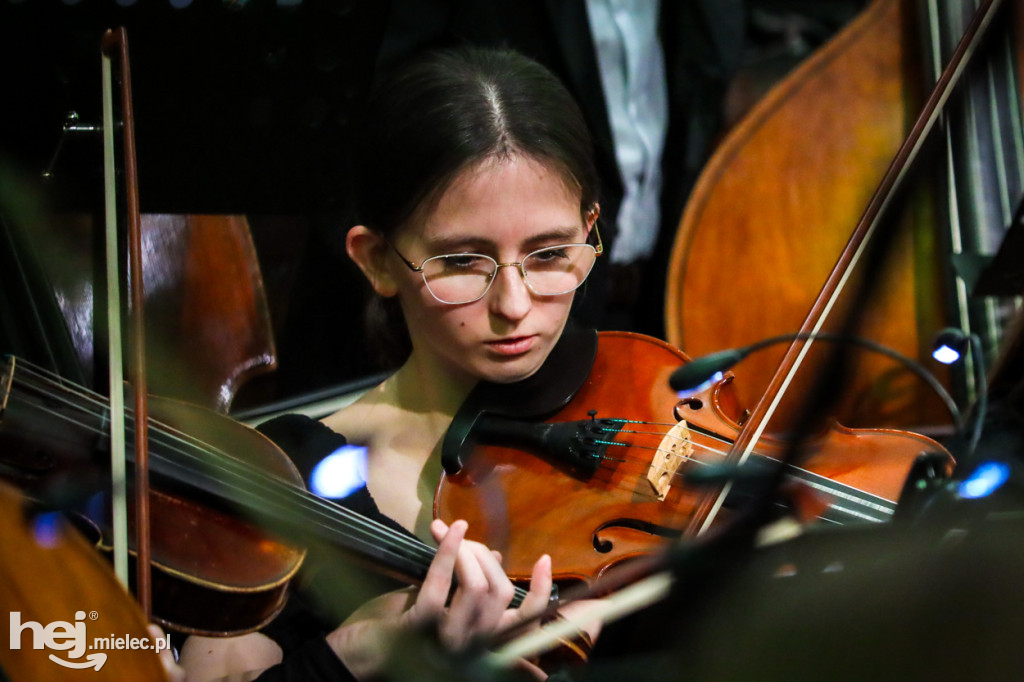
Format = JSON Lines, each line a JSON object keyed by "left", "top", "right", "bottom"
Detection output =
{"left": 385, "top": 351, "right": 476, "bottom": 425}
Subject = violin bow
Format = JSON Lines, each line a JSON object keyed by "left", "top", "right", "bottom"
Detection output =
{"left": 100, "top": 27, "right": 153, "bottom": 619}
{"left": 491, "top": 0, "right": 1007, "bottom": 666}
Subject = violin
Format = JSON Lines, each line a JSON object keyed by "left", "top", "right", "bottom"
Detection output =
{"left": 434, "top": 330, "right": 953, "bottom": 585}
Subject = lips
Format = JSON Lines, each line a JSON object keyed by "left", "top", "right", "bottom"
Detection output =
{"left": 485, "top": 335, "right": 537, "bottom": 356}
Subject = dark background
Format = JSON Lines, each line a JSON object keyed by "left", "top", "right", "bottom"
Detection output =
{"left": 0, "top": 0, "right": 866, "bottom": 413}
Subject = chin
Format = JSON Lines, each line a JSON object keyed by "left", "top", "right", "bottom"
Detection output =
{"left": 479, "top": 357, "right": 545, "bottom": 385}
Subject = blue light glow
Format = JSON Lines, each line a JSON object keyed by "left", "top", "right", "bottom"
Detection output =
{"left": 311, "top": 445, "right": 368, "bottom": 499}
{"left": 958, "top": 461, "right": 1011, "bottom": 499}
{"left": 932, "top": 344, "right": 961, "bottom": 365}
{"left": 676, "top": 371, "right": 724, "bottom": 399}
{"left": 32, "top": 512, "right": 62, "bottom": 549}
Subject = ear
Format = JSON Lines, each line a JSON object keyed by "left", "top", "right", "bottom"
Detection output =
{"left": 346, "top": 225, "right": 399, "bottom": 297}
{"left": 584, "top": 204, "right": 602, "bottom": 253}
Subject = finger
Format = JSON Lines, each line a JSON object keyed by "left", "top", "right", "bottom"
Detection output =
{"left": 499, "top": 554, "right": 552, "bottom": 630}
{"left": 465, "top": 540, "right": 516, "bottom": 627}
{"left": 440, "top": 537, "right": 494, "bottom": 647}
{"left": 442, "top": 537, "right": 517, "bottom": 648}
{"left": 429, "top": 518, "right": 450, "bottom": 544}
{"left": 412, "top": 519, "right": 467, "bottom": 622}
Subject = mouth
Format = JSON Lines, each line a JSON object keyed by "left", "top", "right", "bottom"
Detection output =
{"left": 485, "top": 335, "right": 537, "bottom": 356}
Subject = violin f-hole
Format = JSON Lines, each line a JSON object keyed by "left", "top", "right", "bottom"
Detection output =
{"left": 592, "top": 518, "right": 683, "bottom": 554}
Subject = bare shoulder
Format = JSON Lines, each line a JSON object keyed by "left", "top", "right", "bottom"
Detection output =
{"left": 320, "top": 378, "right": 402, "bottom": 446}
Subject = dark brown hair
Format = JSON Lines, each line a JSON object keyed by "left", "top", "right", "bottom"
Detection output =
{"left": 353, "top": 46, "right": 599, "bottom": 365}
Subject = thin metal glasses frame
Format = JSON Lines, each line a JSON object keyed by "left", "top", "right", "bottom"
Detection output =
{"left": 385, "top": 222, "right": 603, "bottom": 305}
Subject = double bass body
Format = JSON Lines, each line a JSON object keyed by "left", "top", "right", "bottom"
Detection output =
{"left": 666, "top": 0, "right": 960, "bottom": 433}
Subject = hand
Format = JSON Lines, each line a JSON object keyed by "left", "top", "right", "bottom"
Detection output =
{"left": 326, "top": 519, "right": 552, "bottom": 680}
{"left": 416, "top": 519, "right": 552, "bottom": 649}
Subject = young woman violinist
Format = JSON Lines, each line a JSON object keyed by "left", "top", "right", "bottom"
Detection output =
{"left": 180, "top": 46, "right": 605, "bottom": 681}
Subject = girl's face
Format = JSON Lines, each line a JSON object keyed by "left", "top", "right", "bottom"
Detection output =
{"left": 390, "top": 155, "right": 593, "bottom": 388}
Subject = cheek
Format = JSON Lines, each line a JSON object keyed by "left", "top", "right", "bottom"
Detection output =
{"left": 539, "top": 294, "right": 575, "bottom": 320}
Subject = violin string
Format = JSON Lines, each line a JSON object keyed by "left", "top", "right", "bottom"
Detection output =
{"left": 16, "top": 360, "right": 894, "bottom": 526}
{"left": 10, "top": 359, "right": 893, "bottom": 549}
{"left": 10, "top": 363, "right": 450, "bottom": 569}
{"left": 590, "top": 421, "right": 896, "bottom": 517}
{"left": 27, "top": 392, "right": 435, "bottom": 563}
{"left": 12, "top": 360, "right": 536, "bottom": 603}
{"left": 598, "top": 418, "right": 892, "bottom": 497}
{"left": 8, "top": 361, "right": 545, "bottom": 579}
{"left": 601, "top": 437, "right": 894, "bottom": 519}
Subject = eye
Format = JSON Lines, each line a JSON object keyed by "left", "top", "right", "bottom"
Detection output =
{"left": 530, "top": 247, "right": 571, "bottom": 263}
{"left": 436, "top": 253, "right": 491, "bottom": 272}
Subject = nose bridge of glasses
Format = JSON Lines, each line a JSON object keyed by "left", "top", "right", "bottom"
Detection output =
{"left": 490, "top": 260, "right": 531, "bottom": 291}
{"left": 494, "top": 260, "right": 528, "bottom": 274}
{"left": 487, "top": 259, "right": 536, "bottom": 307}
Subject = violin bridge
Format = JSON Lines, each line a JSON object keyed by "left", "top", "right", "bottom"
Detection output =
{"left": 646, "top": 420, "right": 692, "bottom": 501}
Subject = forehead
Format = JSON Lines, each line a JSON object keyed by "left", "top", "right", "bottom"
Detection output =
{"left": 411, "top": 155, "right": 583, "bottom": 248}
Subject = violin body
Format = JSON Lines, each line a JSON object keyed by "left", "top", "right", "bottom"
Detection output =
{"left": 0, "top": 358, "right": 304, "bottom": 636}
{"left": 435, "top": 332, "right": 953, "bottom": 584}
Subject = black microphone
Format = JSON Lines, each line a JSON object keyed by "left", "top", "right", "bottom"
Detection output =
{"left": 668, "top": 348, "right": 745, "bottom": 393}
{"left": 669, "top": 331, "right": 961, "bottom": 428}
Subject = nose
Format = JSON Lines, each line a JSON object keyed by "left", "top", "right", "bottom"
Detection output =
{"left": 487, "top": 263, "right": 532, "bottom": 321}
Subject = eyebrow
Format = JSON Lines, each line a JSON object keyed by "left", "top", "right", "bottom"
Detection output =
{"left": 421, "top": 226, "right": 585, "bottom": 254}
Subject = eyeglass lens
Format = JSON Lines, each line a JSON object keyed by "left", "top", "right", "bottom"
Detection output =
{"left": 422, "top": 244, "right": 597, "bottom": 304}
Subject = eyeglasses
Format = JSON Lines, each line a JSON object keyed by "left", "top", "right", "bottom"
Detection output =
{"left": 386, "top": 224, "right": 603, "bottom": 305}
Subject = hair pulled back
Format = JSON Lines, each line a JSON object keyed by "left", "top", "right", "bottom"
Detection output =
{"left": 354, "top": 46, "right": 599, "bottom": 237}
